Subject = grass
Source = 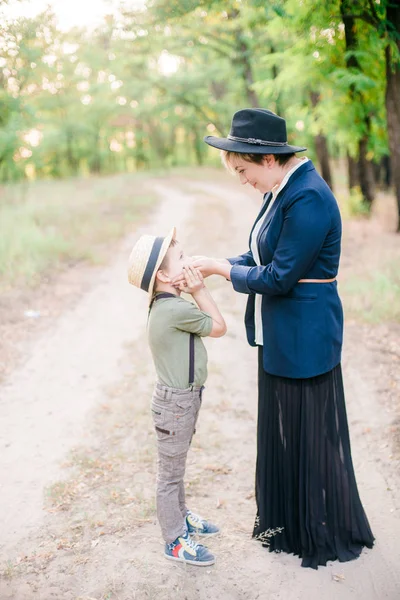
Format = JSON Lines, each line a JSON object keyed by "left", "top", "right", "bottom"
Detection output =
{"left": 0, "top": 165, "right": 228, "bottom": 293}
{"left": 2, "top": 560, "right": 17, "bottom": 580}
{"left": 44, "top": 480, "right": 80, "bottom": 510}
{"left": 0, "top": 172, "right": 159, "bottom": 291}
{"left": 333, "top": 161, "right": 400, "bottom": 323}
{"left": 341, "top": 261, "right": 400, "bottom": 323}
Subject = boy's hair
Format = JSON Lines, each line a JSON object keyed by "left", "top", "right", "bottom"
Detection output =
{"left": 221, "top": 150, "right": 295, "bottom": 172}
{"left": 158, "top": 238, "right": 177, "bottom": 272}
{"left": 152, "top": 238, "right": 178, "bottom": 297}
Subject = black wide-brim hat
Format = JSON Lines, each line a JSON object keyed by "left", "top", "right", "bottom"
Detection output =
{"left": 204, "top": 108, "right": 307, "bottom": 154}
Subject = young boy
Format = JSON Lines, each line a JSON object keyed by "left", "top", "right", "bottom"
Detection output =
{"left": 127, "top": 227, "right": 227, "bottom": 567}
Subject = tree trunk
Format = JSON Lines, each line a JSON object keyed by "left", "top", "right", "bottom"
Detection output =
{"left": 314, "top": 133, "right": 333, "bottom": 190}
{"left": 310, "top": 91, "right": 333, "bottom": 189}
{"left": 237, "top": 34, "right": 259, "bottom": 107}
{"left": 358, "top": 133, "right": 375, "bottom": 206}
{"left": 89, "top": 130, "right": 102, "bottom": 174}
{"left": 340, "top": 0, "right": 375, "bottom": 206}
{"left": 210, "top": 80, "right": 226, "bottom": 101}
{"left": 227, "top": 8, "right": 259, "bottom": 107}
{"left": 193, "top": 129, "right": 204, "bottom": 166}
{"left": 148, "top": 121, "right": 169, "bottom": 162}
{"left": 382, "top": 155, "right": 391, "bottom": 189}
{"left": 134, "top": 122, "right": 147, "bottom": 169}
{"left": 65, "top": 129, "right": 79, "bottom": 174}
{"left": 270, "top": 45, "right": 282, "bottom": 115}
{"left": 385, "top": 2, "right": 400, "bottom": 231}
{"left": 347, "top": 154, "right": 359, "bottom": 189}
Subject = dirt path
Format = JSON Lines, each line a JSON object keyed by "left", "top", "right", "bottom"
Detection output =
{"left": 0, "top": 175, "right": 399, "bottom": 600}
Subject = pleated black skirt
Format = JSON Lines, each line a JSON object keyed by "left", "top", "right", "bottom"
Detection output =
{"left": 253, "top": 348, "right": 374, "bottom": 569}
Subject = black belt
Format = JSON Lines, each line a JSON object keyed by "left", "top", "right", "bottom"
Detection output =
{"left": 150, "top": 292, "right": 195, "bottom": 387}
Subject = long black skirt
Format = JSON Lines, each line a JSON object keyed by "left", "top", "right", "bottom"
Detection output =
{"left": 253, "top": 348, "right": 374, "bottom": 569}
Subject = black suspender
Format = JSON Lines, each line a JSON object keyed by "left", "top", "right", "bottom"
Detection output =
{"left": 148, "top": 291, "right": 176, "bottom": 310}
{"left": 189, "top": 331, "right": 195, "bottom": 387}
{"left": 150, "top": 293, "right": 195, "bottom": 388}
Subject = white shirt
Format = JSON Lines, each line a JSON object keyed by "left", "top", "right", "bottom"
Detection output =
{"left": 250, "top": 157, "right": 309, "bottom": 345}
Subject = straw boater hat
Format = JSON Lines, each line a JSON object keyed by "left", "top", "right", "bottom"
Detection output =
{"left": 127, "top": 227, "right": 176, "bottom": 298}
{"left": 204, "top": 108, "right": 307, "bottom": 154}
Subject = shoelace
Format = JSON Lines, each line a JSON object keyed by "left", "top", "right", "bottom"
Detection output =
{"left": 188, "top": 511, "right": 203, "bottom": 527}
{"left": 168, "top": 532, "right": 198, "bottom": 552}
{"left": 182, "top": 534, "right": 199, "bottom": 552}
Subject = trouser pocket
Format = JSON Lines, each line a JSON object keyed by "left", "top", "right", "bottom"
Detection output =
{"left": 151, "top": 389, "right": 200, "bottom": 455}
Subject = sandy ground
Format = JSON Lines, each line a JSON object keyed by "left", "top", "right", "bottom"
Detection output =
{"left": 0, "top": 174, "right": 399, "bottom": 600}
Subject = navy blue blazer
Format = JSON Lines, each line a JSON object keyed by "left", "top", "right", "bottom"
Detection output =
{"left": 228, "top": 160, "right": 343, "bottom": 379}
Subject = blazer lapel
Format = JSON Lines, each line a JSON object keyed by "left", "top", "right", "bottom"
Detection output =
{"left": 257, "top": 160, "right": 316, "bottom": 242}
{"left": 257, "top": 194, "right": 280, "bottom": 238}
{"left": 248, "top": 192, "right": 273, "bottom": 246}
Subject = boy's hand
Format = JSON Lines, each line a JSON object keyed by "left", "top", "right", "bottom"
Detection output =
{"left": 172, "top": 256, "right": 206, "bottom": 287}
{"left": 178, "top": 265, "right": 205, "bottom": 295}
{"left": 172, "top": 256, "right": 216, "bottom": 288}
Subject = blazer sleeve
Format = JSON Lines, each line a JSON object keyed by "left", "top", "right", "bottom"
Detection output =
{"left": 226, "top": 250, "right": 256, "bottom": 267}
{"left": 230, "top": 190, "right": 331, "bottom": 296}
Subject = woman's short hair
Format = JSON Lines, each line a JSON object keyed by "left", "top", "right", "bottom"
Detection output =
{"left": 221, "top": 150, "right": 296, "bottom": 172}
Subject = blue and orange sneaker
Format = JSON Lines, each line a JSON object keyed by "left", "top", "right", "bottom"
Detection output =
{"left": 186, "top": 510, "right": 220, "bottom": 537}
{"left": 164, "top": 530, "right": 215, "bottom": 566}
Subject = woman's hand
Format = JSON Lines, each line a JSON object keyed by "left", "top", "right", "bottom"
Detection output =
{"left": 193, "top": 257, "right": 232, "bottom": 281}
{"left": 177, "top": 265, "right": 205, "bottom": 295}
{"left": 171, "top": 256, "right": 231, "bottom": 288}
{"left": 192, "top": 257, "right": 220, "bottom": 278}
{"left": 191, "top": 255, "right": 209, "bottom": 262}
{"left": 171, "top": 255, "right": 214, "bottom": 287}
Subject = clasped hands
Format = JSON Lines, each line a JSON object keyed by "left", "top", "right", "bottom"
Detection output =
{"left": 174, "top": 263, "right": 205, "bottom": 295}
{"left": 172, "top": 256, "right": 231, "bottom": 293}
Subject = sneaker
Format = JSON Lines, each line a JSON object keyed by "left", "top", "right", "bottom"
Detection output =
{"left": 164, "top": 530, "right": 215, "bottom": 567}
{"left": 186, "top": 510, "right": 220, "bottom": 537}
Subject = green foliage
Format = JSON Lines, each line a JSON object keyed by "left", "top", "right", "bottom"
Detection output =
{"left": 341, "top": 263, "right": 400, "bottom": 323}
{"left": 0, "top": 0, "right": 396, "bottom": 182}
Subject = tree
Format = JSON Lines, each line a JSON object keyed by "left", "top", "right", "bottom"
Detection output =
{"left": 310, "top": 91, "right": 333, "bottom": 189}
{"left": 384, "top": 0, "right": 400, "bottom": 230}
{"left": 340, "top": 0, "right": 377, "bottom": 206}
{"left": 338, "top": 0, "right": 400, "bottom": 228}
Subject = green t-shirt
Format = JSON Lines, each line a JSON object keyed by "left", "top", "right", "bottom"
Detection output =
{"left": 147, "top": 294, "right": 213, "bottom": 389}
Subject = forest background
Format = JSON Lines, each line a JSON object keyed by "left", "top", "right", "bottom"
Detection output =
{"left": 1, "top": 0, "right": 399, "bottom": 219}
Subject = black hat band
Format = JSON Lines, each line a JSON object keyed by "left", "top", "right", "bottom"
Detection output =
{"left": 140, "top": 236, "right": 164, "bottom": 292}
{"left": 227, "top": 134, "right": 288, "bottom": 147}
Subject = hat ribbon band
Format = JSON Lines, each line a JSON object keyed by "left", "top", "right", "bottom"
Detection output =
{"left": 141, "top": 236, "right": 164, "bottom": 292}
{"left": 227, "top": 134, "right": 288, "bottom": 147}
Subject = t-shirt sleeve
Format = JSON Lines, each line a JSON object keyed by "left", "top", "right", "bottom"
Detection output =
{"left": 172, "top": 299, "right": 213, "bottom": 337}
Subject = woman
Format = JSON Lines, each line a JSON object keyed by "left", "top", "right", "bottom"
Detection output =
{"left": 174, "top": 108, "right": 374, "bottom": 569}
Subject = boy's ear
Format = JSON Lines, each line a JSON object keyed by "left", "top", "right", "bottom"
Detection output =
{"left": 155, "top": 269, "right": 170, "bottom": 283}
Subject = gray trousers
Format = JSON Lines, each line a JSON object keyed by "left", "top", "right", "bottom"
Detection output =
{"left": 151, "top": 382, "right": 203, "bottom": 544}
